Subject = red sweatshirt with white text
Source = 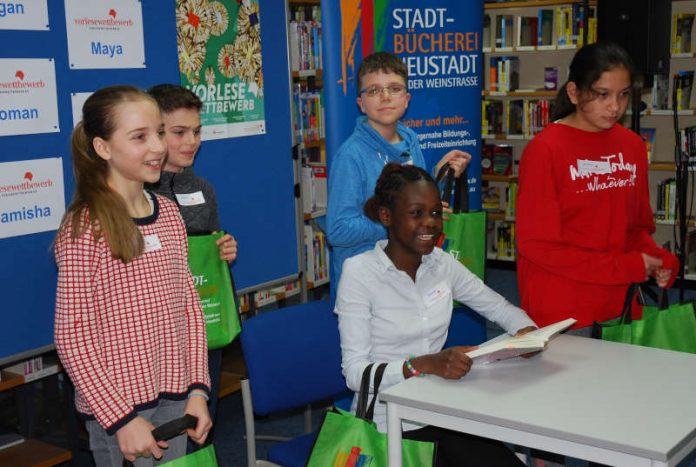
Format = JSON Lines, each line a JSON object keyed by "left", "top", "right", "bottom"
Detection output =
{"left": 516, "top": 123, "right": 678, "bottom": 328}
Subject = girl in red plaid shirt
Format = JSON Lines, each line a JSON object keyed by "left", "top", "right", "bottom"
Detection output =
{"left": 54, "top": 85, "right": 212, "bottom": 466}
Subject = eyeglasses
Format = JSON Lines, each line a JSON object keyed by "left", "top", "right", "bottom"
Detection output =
{"left": 359, "top": 84, "right": 408, "bottom": 98}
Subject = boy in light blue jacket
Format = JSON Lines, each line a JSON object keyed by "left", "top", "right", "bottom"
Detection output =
{"left": 327, "top": 51, "right": 470, "bottom": 295}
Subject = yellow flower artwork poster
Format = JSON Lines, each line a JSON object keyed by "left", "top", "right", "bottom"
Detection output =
{"left": 176, "top": 0, "right": 265, "bottom": 140}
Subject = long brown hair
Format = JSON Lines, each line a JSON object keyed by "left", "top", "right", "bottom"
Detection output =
{"left": 60, "top": 85, "right": 158, "bottom": 262}
{"left": 552, "top": 41, "right": 638, "bottom": 121}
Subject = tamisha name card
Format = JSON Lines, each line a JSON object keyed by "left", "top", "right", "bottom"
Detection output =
{"left": 64, "top": 0, "right": 145, "bottom": 69}
{"left": 0, "top": 0, "right": 49, "bottom": 30}
{"left": 0, "top": 157, "right": 65, "bottom": 239}
{"left": 0, "top": 58, "right": 59, "bottom": 136}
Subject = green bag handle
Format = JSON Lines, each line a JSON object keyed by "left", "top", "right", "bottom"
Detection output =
{"left": 620, "top": 283, "right": 672, "bottom": 326}
{"left": 122, "top": 416, "right": 200, "bottom": 467}
{"left": 355, "top": 363, "right": 387, "bottom": 422}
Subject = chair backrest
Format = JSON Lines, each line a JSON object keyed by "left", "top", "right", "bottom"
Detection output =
{"left": 240, "top": 299, "right": 347, "bottom": 415}
{"left": 444, "top": 305, "right": 487, "bottom": 348}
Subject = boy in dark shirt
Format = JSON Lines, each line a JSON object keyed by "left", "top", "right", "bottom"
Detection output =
{"left": 148, "top": 84, "right": 237, "bottom": 442}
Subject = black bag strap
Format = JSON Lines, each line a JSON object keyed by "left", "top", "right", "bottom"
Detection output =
{"left": 365, "top": 363, "right": 387, "bottom": 421}
{"left": 435, "top": 164, "right": 469, "bottom": 213}
{"left": 355, "top": 363, "right": 388, "bottom": 422}
{"left": 122, "top": 415, "right": 198, "bottom": 467}
{"left": 355, "top": 363, "right": 374, "bottom": 419}
{"left": 619, "top": 283, "right": 641, "bottom": 325}
{"left": 638, "top": 282, "right": 669, "bottom": 310}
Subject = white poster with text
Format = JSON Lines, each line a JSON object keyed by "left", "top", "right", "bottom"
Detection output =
{"left": 64, "top": 0, "right": 145, "bottom": 69}
{"left": 0, "top": 0, "right": 49, "bottom": 30}
{"left": 0, "top": 157, "right": 65, "bottom": 239}
{"left": 71, "top": 91, "right": 93, "bottom": 128}
{"left": 0, "top": 58, "right": 59, "bottom": 137}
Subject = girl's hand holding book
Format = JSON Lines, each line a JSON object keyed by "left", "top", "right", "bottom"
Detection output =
{"left": 409, "top": 347, "right": 477, "bottom": 380}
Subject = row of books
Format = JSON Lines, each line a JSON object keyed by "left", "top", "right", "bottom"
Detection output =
{"left": 304, "top": 223, "right": 329, "bottom": 285}
{"left": 288, "top": 8, "right": 322, "bottom": 72}
{"left": 649, "top": 72, "right": 694, "bottom": 111}
{"left": 238, "top": 280, "right": 302, "bottom": 312}
{"left": 506, "top": 182, "right": 518, "bottom": 219}
{"left": 292, "top": 84, "right": 325, "bottom": 144}
{"left": 481, "top": 182, "right": 518, "bottom": 219}
{"left": 640, "top": 127, "right": 656, "bottom": 162}
{"left": 302, "top": 144, "right": 326, "bottom": 164}
{"left": 301, "top": 163, "right": 327, "bottom": 215}
{"left": 509, "top": 99, "right": 553, "bottom": 138}
{"left": 2, "top": 355, "right": 60, "bottom": 383}
{"left": 678, "top": 125, "right": 696, "bottom": 164}
{"left": 490, "top": 221, "right": 516, "bottom": 260}
{"left": 676, "top": 71, "right": 694, "bottom": 111}
{"left": 482, "top": 98, "right": 553, "bottom": 138}
{"left": 655, "top": 178, "right": 677, "bottom": 222}
{"left": 489, "top": 56, "right": 519, "bottom": 92}
{"left": 481, "top": 143, "right": 514, "bottom": 176}
{"left": 484, "top": 6, "right": 596, "bottom": 50}
{"left": 672, "top": 13, "right": 695, "bottom": 55}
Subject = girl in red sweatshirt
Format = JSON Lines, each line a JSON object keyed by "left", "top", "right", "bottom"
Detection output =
{"left": 516, "top": 42, "right": 678, "bottom": 330}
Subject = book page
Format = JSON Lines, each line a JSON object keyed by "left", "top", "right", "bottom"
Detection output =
{"left": 466, "top": 318, "right": 576, "bottom": 364}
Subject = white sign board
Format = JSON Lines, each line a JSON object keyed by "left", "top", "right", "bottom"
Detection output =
{"left": 70, "top": 92, "right": 93, "bottom": 128}
{"left": 0, "top": 0, "right": 49, "bottom": 30}
{"left": 0, "top": 157, "right": 65, "bottom": 239}
{"left": 0, "top": 58, "right": 59, "bottom": 137}
{"left": 64, "top": 0, "right": 145, "bottom": 69}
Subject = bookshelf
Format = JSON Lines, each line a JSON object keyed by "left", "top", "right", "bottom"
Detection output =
{"left": 644, "top": 0, "right": 696, "bottom": 280}
{"left": 482, "top": 0, "right": 597, "bottom": 261}
{"left": 0, "top": 355, "right": 71, "bottom": 466}
{"left": 288, "top": 0, "right": 330, "bottom": 297}
{"left": 232, "top": 0, "right": 328, "bottom": 312}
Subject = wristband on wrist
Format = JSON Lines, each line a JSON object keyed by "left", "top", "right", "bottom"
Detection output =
{"left": 188, "top": 390, "right": 209, "bottom": 401}
{"left": 405, "top": 356, "right": 424, "bottom": 378}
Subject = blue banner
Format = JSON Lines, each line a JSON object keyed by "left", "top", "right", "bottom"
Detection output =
{"left": 322, "top": 0, "right": 483, "bottom": 208}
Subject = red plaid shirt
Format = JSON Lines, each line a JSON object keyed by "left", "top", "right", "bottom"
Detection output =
{"left": 54, "top": 193, "right": 209, "bottom": 434}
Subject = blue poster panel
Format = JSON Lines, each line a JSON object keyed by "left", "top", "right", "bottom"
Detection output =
{"left": 322, "top": 0, "right": 483, "bottom": 208}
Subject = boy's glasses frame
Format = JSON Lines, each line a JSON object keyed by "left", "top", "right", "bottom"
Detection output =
{"left": 359, "top": 85, "right": 408, "bottom": 98}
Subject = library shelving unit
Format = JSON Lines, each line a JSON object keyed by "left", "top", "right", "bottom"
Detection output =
{"left": 0, "top": 358, "right": 72, "bottom": 467}
{"left": 645, "top": 0, "right": 696, "bottom": 281}
{"left": 230, "top": 0, "right": 326, "bottom": 313}
{"left": 288, "top": 0, "right": 330, "bottom": 298}
{"left": 481, "top": 0, "right": 597, "bottom": 262}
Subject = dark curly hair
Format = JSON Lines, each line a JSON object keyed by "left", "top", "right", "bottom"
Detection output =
{"left": 364, "top": 163, "right": 438, "bottom": 222}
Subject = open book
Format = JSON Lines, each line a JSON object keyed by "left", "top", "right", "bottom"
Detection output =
{"left": 466, "top": 318, "right": 577, "bottom": 365}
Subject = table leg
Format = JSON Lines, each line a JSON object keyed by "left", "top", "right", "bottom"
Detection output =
{"left": 386, "top": 402, "right": 402, "bottom": 467}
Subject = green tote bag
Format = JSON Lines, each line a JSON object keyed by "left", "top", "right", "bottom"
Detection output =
{"left": 307, "top": 364, "right": 435, "bottom": 467}
{"left": 160, "top": 445, "right": 218, "bottom": 467}
{"left": 436, "top": 165, "right": 487, "bottom": 280}
{"left": 187, "top": 232, "right": 241, "bottom": 349}
{"left": 592, "top": 284, "right": 696, "bottom": 354}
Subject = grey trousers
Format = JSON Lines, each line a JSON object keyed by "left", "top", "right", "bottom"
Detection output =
{"left": 86, "top": 398, "right": 187, "bottom": 467}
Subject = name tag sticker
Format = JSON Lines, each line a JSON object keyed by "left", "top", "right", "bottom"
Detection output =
{"left": 143, "top": 234, "right": 162, "bottom": 253}
{"left": 175, "top": 191, "right": 205, "bottom": 206}
{"left": 424, "top": 282, "right": 448, "bottom": 307}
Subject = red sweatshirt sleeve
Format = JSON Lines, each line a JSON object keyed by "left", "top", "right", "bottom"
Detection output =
{"left": 624, "top": 137, "right": 680, "bottom": 288}
{"left": 517, "top": 136, "right": 647, "bottom": 287}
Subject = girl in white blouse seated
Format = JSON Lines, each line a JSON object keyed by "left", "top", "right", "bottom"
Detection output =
{"left": 335, "top": 162, "right": 537, "bottom": 467}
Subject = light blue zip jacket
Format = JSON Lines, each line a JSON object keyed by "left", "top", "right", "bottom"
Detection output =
{"left": 326, "top": 116, "right": 426, "bottom": 296}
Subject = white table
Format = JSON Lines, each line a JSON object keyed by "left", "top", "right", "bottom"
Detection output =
{"left": 381, "top": 335, "right": 696, "bottom": 467}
